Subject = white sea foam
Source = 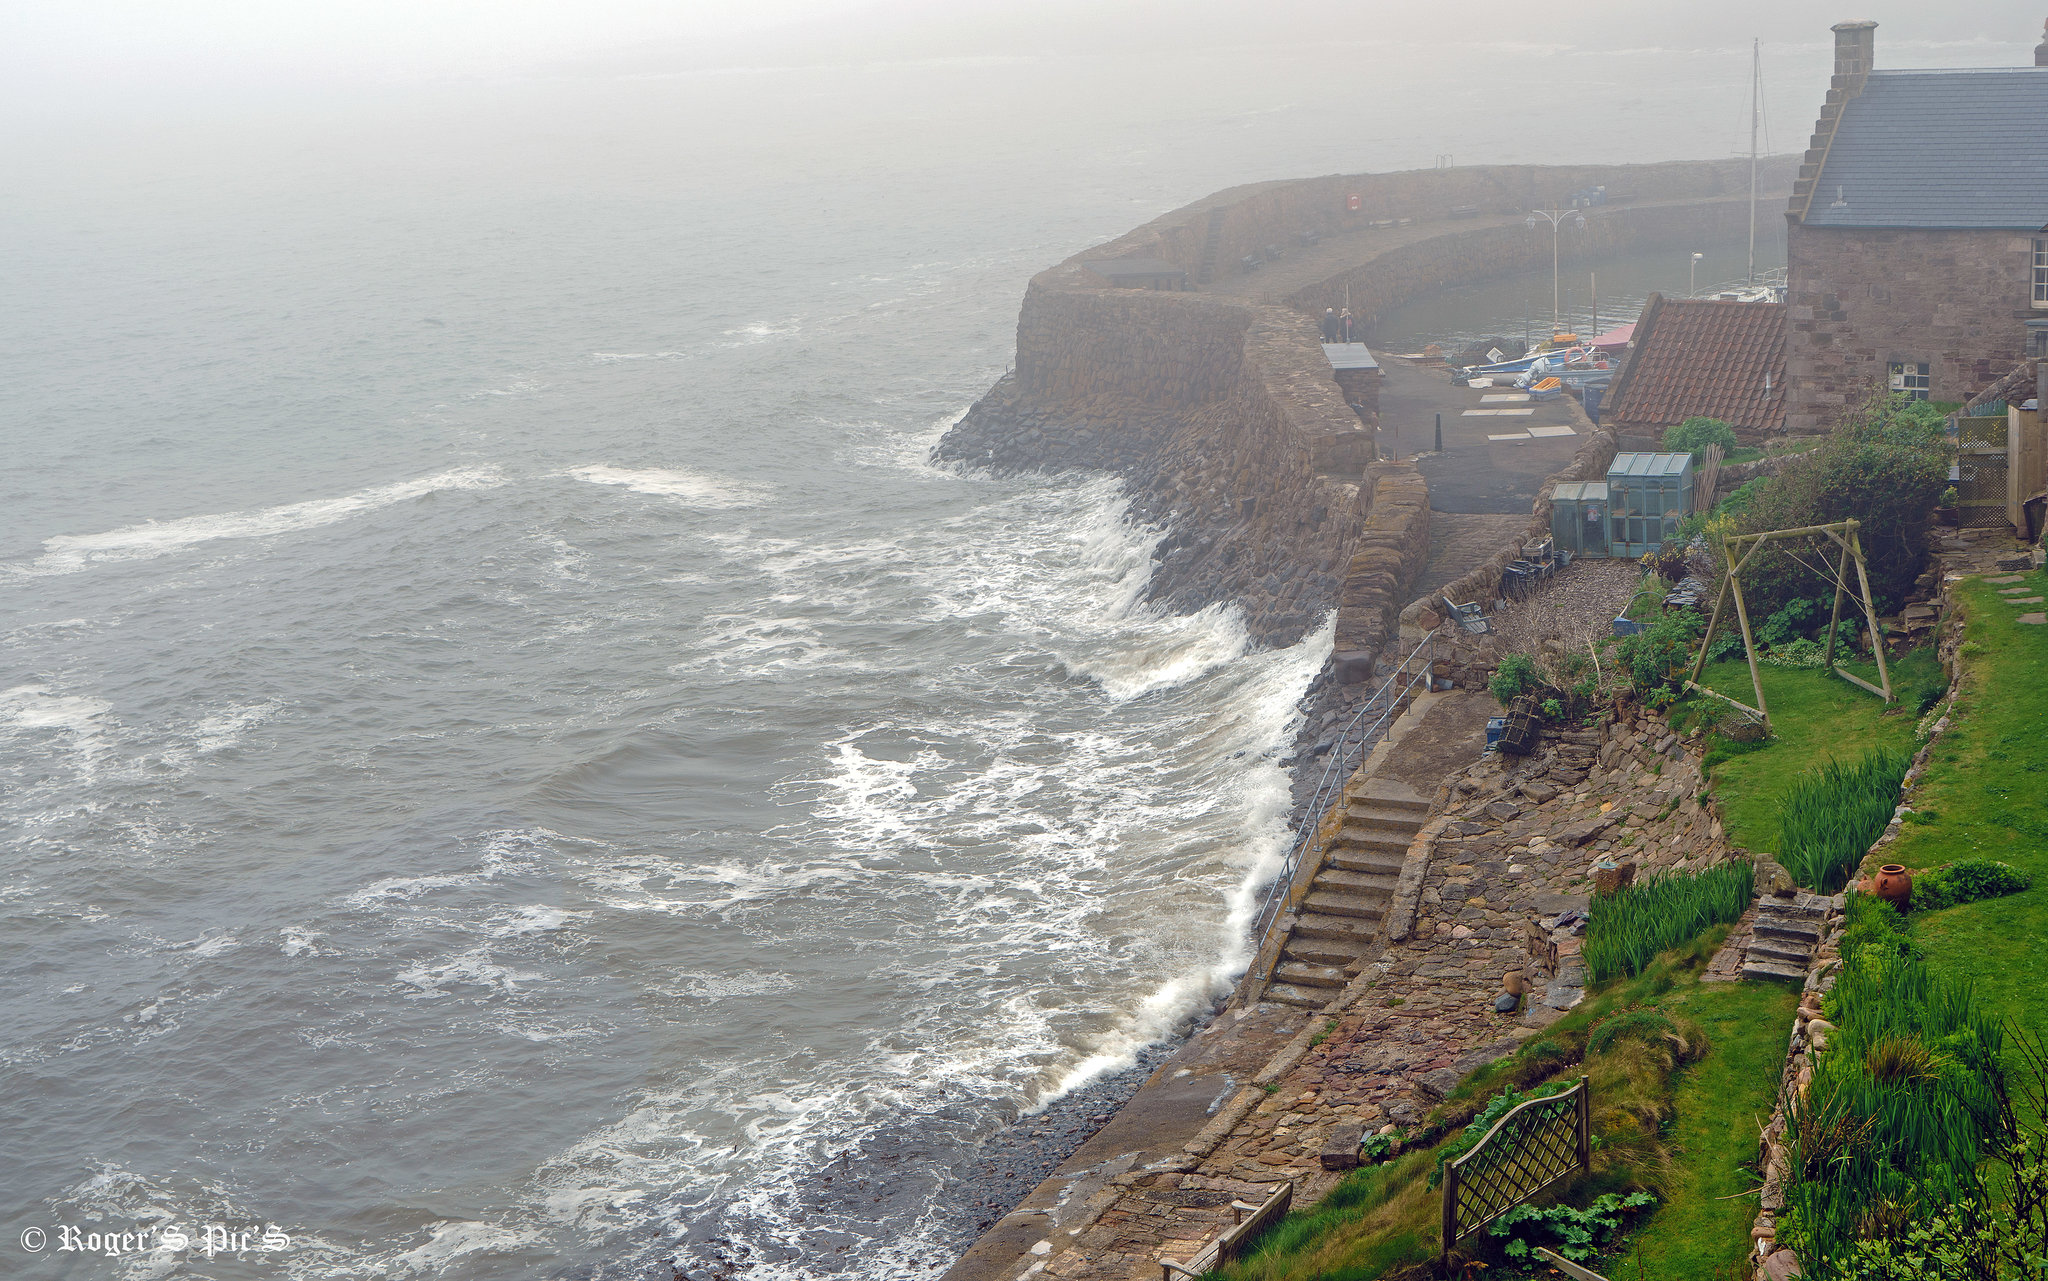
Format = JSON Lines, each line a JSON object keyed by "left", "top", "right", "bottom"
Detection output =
{"left": 390, "top": 1221, "right": 542, "bottom": 1274}
{"left": 0, "top": 684, "right": 112, "bottom": 735}
{"left": 483, "top": 905, "right": 581, "bottom": 937}
{"left": 190, "top": 700, "right": 281, "bottom": 755}
{"left": 721, "top": 318, "right": 800, "bottom": 344}
{"left": 567, "top": 464, "right": 769, "bottom": 509}
{"left": 12, "top": 466, "right": 505, "bottom": 576}
{"left": 590, "top": 350, "right": 689, "bottom": 363}
{"left": 278, "top": 927, "right": 322, "bottom": 957}
{"left": 395, "top": 947, "right": 542, "bottom": 999}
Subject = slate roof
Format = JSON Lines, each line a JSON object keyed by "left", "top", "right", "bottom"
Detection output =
{"left": 1601, "top": 294, "right": 1786, "bottom": 436}
{"left": 1806, "top": 68, "right": 2048, "bottom": 229}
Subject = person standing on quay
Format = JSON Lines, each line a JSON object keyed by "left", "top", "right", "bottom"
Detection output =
{"left": 1321, "top": 308, "right": 1339, "bottom": 342}
{"left": 1339, "top": 308, "right": 1355, "bottom": 342}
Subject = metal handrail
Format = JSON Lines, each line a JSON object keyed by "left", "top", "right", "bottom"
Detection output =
{"left": 1246, "top": 627, "right": 1443, "bottom": 974}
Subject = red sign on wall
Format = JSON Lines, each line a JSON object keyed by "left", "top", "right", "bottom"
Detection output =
{"left": 1347, "top": 194, "right": 1361, "bottom": 211}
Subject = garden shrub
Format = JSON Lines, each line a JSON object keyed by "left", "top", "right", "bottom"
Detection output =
{"left": 1489, "top": 653, "right": 1537, "bottom": 707}
{"left": 1728, "top": 390, "right": 1950, "bottom": 621}
{"left": 1663, "top": 416, "right": 1739, "bottom": 462}
{"left": 1613, "top": 610, "right": 1704, "bottom": 707}
{"left": 1763, "top": 638, "right": 1828, "bottom": 669}
{"left": 1910, "top": 859, "right": 2032, "bottom": 913}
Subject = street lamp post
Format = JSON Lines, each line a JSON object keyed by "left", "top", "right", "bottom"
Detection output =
{"left": 1527, "top": 208, "right": 1587, "bottom": 339}
{"left": 1690, "top": 252, "right": 1705, "bottom": 298}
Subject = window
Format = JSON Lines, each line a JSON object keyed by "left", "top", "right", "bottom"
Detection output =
{"left": 1889, "top": 361, "right": 1931, "bottom": 401}
{"left": 2035, "top": 238, "right": 2048, "bottom": 308}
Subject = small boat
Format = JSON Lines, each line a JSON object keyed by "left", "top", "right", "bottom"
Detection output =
{"left": 1512, "top": 350, "right": 1611, "bottom": 389}
{"left": 1528, "top": 377, "right": 1565, "bottom": 401}
{"left": 1455, "top": 348, "right": 1572, "bottom": 379}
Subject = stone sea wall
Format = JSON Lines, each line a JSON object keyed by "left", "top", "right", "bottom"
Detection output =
{"left": 939, "top": 291, "right": 1368, "bottom": 648}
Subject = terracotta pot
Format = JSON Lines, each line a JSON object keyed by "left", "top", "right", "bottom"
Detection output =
{"left": 1873, "top": 864, "right": 1913, "bottom": 908}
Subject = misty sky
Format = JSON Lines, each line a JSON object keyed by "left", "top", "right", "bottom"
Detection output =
{"left": 7, "top": 0, "right": 2045, "bottom": 111}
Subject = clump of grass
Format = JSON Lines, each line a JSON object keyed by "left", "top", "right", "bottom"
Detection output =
{"left": 1584, "top": 862, "right": 1755, "bottom": 983}
{"left": 1779, "top": 945, "right": 2005, "bottom": 1276}
{"left": 1777, "top": 746, "right": 1911, "bottom": 892}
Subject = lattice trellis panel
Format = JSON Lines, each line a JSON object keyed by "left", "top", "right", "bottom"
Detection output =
{"left": 1442, "top": 1077, "right": 1590, "bottom": 1263}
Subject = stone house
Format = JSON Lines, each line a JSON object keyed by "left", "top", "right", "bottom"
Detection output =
{"left": 1782, "top": 20, "right": 2048, "bottom": 430}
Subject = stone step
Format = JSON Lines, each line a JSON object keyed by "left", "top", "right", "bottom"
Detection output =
{"left": 1754, "top": 920, "right": 1823, "bottom": 945}
{"left": 1313, "top": 868, "right": 1399, "bottom": 897}
{"left": 1303, "top": 891, "right": 1386, "bottom": 922}
{"left": 1265, "top": 983, "right": 1332, "bottom": 1009}
{"left": 1285, "top": 940, "right": 1365, "bottom": 967}
{"left": 1348, "top": 781, "right": 1431, "bottom": 815}
{"left": 1753, "top": 893, "right": 1835, "bottom": 914}
{"left": 1329, "top": 848, "right": 1406, "bottom": 875}
{"left": 1741, "top": 960, "right": 1810, "bottom": 984}
{"left": 1746, "top": 939, "right": 1815, "bottom": 967}
{"left": 1335, "top": 826, "right": 1412, "bottom": 855}
{"left": 1274, "top": 962, "right": 1350, "bottom": 989}
{"left": 1292, "top": 912, "right": 1379, "bottom": 942}
{"left": 1342, "top": 805, "right": 1427, "bottom": 833}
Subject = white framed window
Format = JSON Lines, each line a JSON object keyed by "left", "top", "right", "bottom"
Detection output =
{"left": 2036, "top": 238, "right": 2048, "bottom": 307}
{"left": 1889, "top": 361, "right": 1931, "bottom": 401}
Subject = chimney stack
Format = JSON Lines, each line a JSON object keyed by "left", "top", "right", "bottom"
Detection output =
{"left": 1832, "top": 20, "right": 1877, "bottom": 79}
{"left": 2034, "top": 17, "right": 2047, "bottom": 67}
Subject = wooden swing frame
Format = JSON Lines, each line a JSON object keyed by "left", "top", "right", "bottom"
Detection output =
{"left": 1683, "top": 518, "right": 1892, "bottom": 733}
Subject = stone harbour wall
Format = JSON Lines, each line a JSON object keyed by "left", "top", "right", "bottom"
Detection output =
{"left": 938, "top": 288, "right": 1373, "bottom": 647}
{"left": 1104, "top": 159, "right": 1796, "bottom": 287}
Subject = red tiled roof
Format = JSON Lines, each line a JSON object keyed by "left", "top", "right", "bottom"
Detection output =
{"left": 1602, "top": 294, "right": 1786, "bottom": 438}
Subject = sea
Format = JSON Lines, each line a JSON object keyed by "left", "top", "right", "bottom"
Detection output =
{"left": 0, "top": 30, "right": 2004, "bottom": 1281}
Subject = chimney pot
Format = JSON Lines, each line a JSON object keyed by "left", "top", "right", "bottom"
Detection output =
{"left": 1831, "top": 20, "right": 1878, "bottom": 79}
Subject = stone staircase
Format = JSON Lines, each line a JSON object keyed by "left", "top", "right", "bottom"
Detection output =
{"left": 1265, "top": 779, "right": 1430, "bottom": 1008}
{"left": 1741, "top": 895, "right": 1828, "bottom": 983}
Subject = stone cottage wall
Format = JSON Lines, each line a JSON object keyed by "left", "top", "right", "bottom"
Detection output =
{"left": 1783, "top": 222, "right": 2040, "bottom": 430}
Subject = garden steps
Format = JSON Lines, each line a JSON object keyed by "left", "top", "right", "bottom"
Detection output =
{"left": 1741, "top": 895, "right": 1829, "bottom": 983}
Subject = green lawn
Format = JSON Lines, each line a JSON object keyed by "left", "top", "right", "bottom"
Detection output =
{"left": 1688, "top": 653, "right": 1936, "bottom": 853}
{"left": 1886, "top": 569, "right": 2048, "bottom": 1051}
{"left": 1618, "top": 980, "right": 1797, "bottom": 1278}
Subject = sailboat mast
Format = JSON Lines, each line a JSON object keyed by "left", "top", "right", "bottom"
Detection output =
{"left": 1748, "top": 38, "right": 1760, "bottom": 283}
